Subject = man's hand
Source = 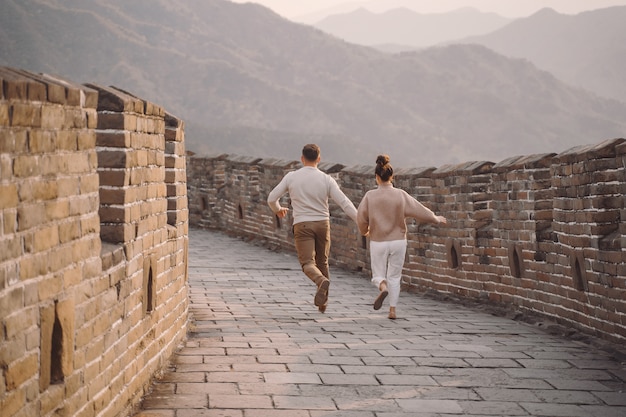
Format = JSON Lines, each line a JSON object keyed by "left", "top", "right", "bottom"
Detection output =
{"left": 276, "top": 207, "right": 289, "bottom": 218}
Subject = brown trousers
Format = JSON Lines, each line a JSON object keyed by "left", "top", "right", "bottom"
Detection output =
{"left": 293, "top": 220, "right": 330, "bottom": 286}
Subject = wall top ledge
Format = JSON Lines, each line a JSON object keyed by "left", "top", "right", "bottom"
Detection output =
{"left": 1, "top": 66, "right": 98, "bottom": 107}
{"left": 431, "top": 160, "right": 494, "bottom": 177}
{"left": 492, "top": 152, "right": 556, "bottom": 172}
{"left": 257, "top": 157, "right": 299, "bottom": 168}
{"left": 43, "top": 72, "right": 99, "bottom": 108}
{"left": 165, "top": 112, "right": 183, "bottom": 127}
{"left": 85, "top": 83, "right": 145, "bottom": 114}
{"left": 112, "top": 86, "right": 164, "bottom": 117}
{"left": 188, "top": 152, "right": 228, "bottom": 161}
{"left": 343, "top": 164, "right": 372, "bottom": 175}
{"left": 186, "top": 136, "right": 625, "bottom": 177}
{"left": 343, "top": 165, "right": 436, "bottom": 178}
{"left": 318, "top": 161, "right": 346, "bottom": 174}
{"left": 395, "top": 166, "right": 437, "bottom": 177}
{"left": 554, "top": 138, "right": 625, "bottom": 164}
{"left": 225, "top": 154, "right": 263, "bottom": 164}
{"left": 0, "top": 67, "right": 44, "bottom": 101}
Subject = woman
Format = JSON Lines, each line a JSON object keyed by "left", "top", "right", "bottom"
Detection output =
{"left": 357, "top": 155, "right": 447, "bottom": 319}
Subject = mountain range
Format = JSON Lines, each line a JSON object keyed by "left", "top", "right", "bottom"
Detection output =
{"left": 458, "top": 6, "right": 626, "bottom": 104}
{"left": 314, "top": 7, "right": 513, "bottom": 49}
{"left": 1, "top": 0, "right": 625, "bottom": 168}
{"left": 314, "top": 5, "right": 626, "bottom": 104}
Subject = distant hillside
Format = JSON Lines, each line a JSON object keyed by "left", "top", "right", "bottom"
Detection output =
{"left": 314, "top": 7, "right": 512, "bottom": 49}
{"left": 456, "top": 6, "right": 626, "bottom": 104}
{"left": 1, "top": 0, "right": 625, "bottom": 168}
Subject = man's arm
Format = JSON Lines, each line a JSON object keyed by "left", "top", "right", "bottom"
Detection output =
{"left": 328, "top": 177, "right": 357, "bottom": 223}
{"left": 267, "top": 177, "right": 289, "bottom": 217}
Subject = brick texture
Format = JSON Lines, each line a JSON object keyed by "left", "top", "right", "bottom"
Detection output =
{"left": 0, "top": 68, "right": 188, "bottom": 417}
{"left": 187, "top": 139, "right": 626, "bottom": 345}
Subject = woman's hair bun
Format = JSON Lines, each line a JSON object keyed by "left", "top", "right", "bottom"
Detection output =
{"left": 376, "top": 154, "right": 390, "bottom": 166}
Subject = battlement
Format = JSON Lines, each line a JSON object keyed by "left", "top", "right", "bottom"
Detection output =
{"left": 2, "top": 64, "right": 625, "bottom": 417}
{"left": 187, "top": 139, "right": 626, "bottom": 344}
{"left": 0, "top": 67, "right": 188, "bottom": 417}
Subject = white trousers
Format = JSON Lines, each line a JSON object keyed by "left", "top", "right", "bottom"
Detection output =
{"left": 369, "top": 239, "right": 407, "bottom": 307}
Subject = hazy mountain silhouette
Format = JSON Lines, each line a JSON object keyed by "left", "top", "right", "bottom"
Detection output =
{"left": 2, "top": 0, "right": 625, "bottom": 167}
{"left": 314, "top": 7, "right": 512, "bottom": 49}
{"left": 456, "top": 6, "right": 626, "bottom": 104}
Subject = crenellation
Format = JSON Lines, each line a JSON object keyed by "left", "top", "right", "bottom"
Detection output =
{"left": 3, "top": 63, "right": 624, "bottom": 415}
{"left": 1, "top": 69, "right": 30, "bottom": 100}
{"left": 1, "top": 67, "right": 188, "bottom": 417}
{"left": 187, "top": 136, "right": 626, "bottom": 345}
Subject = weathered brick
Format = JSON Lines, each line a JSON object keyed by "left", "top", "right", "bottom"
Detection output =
{"left": 38, "top": 275, "right": 63, "bottom": 301}
{"left": 0, "top": 102, "right": 9, "bottom": 126}
{"left": 98, "top": 169, "right": 129, "bottom": 187}
{"left": 0, "top": 183, "right": 19, "bottom": 209}
{"left": 0, "top": 388, "right": 26, "bottom": 416}
{"left": 96, "top": 130, "right": 131, "bottom": 148}
{"left": 41, "top": 104, "right": 66, "bottom": 129}
{"left": 59, "top": 220, "right": 81, "bottom": 243}
{"left": 40, "top": 384, "right": 65, "bottom": 415}
{"left": 78, "top": 130, "right": 96, "bottom": 150}
{"left": 98, "top": 149, "right": 129, "bottom": 169}
{"left": 12, "top": 154, "right": 42, "bottom": 178}
{"left": 15, "top": 202, "right": 46, "bottom": 232}
{"left": 98, "top": 112, "right": 137, "bottom": 131}
{"left": 5, "top": 353, "right": 38, "bottom": 390}
{"left": 10, "top": 103, "right": 42, "bottom": 127}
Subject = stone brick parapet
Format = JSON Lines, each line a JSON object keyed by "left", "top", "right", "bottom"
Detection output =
{"left": 187, "top": 138, "right": 625, "bottom": 344}
{"left": 0, "top": 68, "right": 188, "bottom": 417}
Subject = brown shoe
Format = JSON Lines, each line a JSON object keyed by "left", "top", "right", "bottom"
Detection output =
{"left": 318, "top": 304, "right": 327, "bottom": 313}
{"left": 314, "top": 279, "right": 330, "bottom": 307}
{"left": 373, "top": 289, "right": 388, "bottom": 310}
{"left": 388, "top": 307, "right": 396, "bottom": 320}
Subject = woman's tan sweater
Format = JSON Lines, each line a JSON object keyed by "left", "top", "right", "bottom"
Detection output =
{"left": 357, "top": 183, "right": 440, "bottom": 242}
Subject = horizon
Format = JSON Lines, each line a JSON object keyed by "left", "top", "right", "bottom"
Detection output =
{"left": 230, "top": 0, "right": 626, "bottom": 20}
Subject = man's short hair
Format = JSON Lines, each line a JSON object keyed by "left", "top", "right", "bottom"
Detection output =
{"left": 302, "top": 144, "right": 320, "bottom": 162}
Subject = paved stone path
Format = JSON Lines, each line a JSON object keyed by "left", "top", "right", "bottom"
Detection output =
{"left": 134, "top": 228, "right": 626, "bottom": 417}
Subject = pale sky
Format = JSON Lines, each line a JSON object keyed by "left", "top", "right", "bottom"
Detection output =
{"left": 230, "top": 0, "right": 626, "bottom": 21}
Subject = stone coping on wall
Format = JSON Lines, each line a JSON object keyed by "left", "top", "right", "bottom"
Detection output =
{"left": 0, "top": 67, "right": 99, "bottom": 107}
{"left": 554, "top": 137, "right": 625, "bottom": 163}
{"left": 84, "top": 83, "right": 164, "bottom": 116}
{"left": 188, "top": 136, "right": 625, "bottom": 179}
{"left": 257, "top": 157, "right": 300, "bottom": 168}
{"left": 491, "top": 152, "right": 556, "bottom": 172}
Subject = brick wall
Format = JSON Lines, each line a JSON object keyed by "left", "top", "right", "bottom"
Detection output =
{"left": 0, "top": 68, "right": 188, "bottom": 417}
{"left": 187, "top": 139, "right": 625, "bottom": 344}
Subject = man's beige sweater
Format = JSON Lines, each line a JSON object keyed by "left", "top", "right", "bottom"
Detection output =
{"left": 357, "top": 183, "right": 440, "bottom": 242}
{"left": 268, "top": 166, "right": 357, "bottom": 225}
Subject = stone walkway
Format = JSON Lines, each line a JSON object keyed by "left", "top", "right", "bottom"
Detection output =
{"left": 134, "top": 228, "right": 626, "bottom": 417}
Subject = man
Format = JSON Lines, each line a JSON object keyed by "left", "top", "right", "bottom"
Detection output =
{"left": 268, "top": 144, "right": 357, "bottom": 313}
